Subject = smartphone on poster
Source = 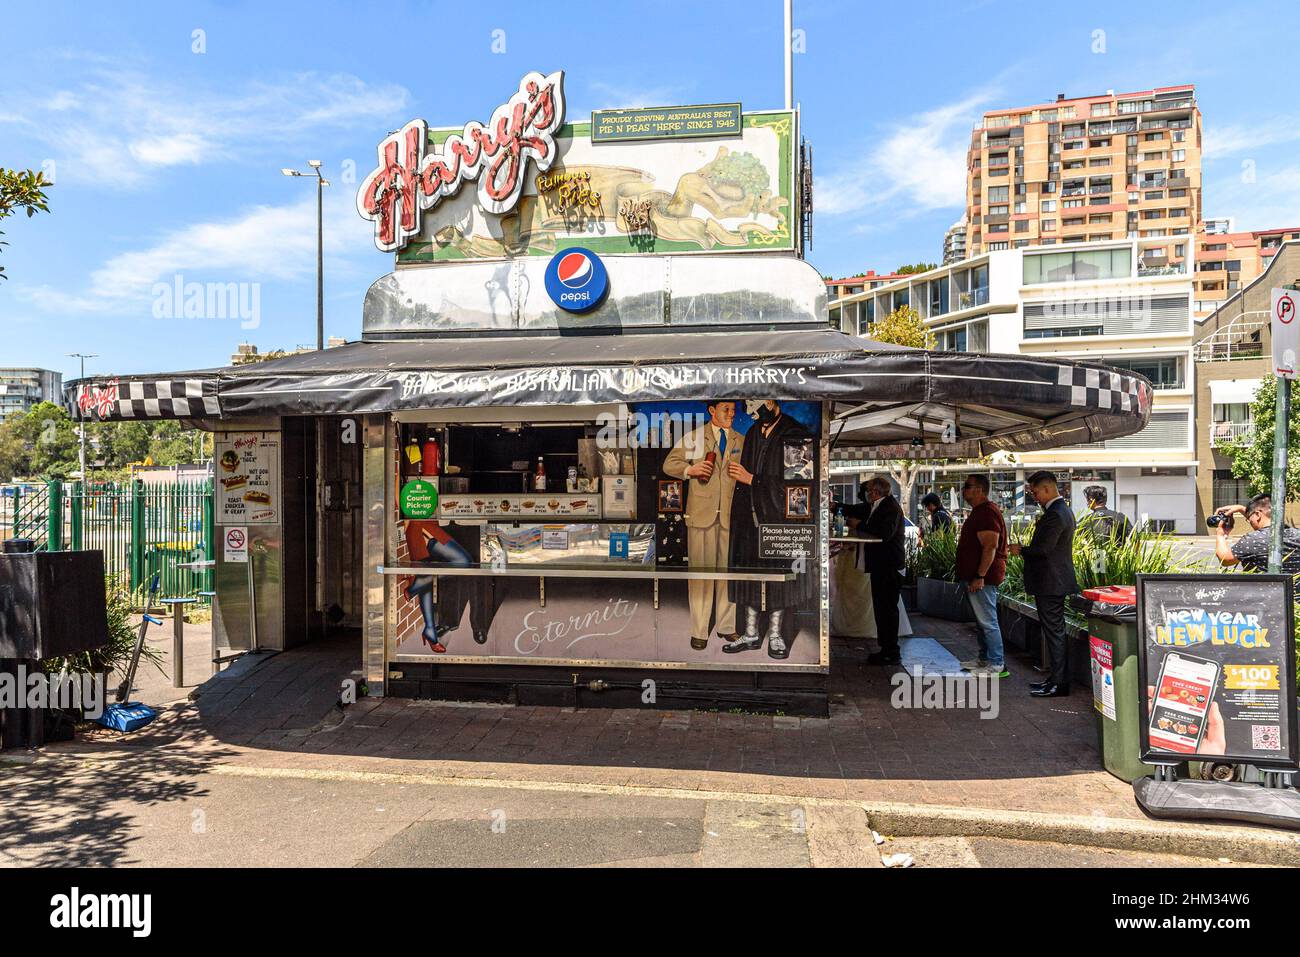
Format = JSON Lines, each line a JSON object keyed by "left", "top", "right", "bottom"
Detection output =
{"left": 1148, "top": 651, "right": 1220, "bottom": 754}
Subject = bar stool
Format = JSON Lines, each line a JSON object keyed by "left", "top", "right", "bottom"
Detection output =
{"left": 197, "top": 590, "right": 219, "bottom": 673}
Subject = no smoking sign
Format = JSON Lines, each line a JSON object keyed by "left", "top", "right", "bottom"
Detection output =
{"left": 224, "top": 526, "right": 249, "bottom": 563}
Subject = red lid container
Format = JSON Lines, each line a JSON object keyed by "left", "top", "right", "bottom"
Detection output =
{"left": 1081, "top": 585, "right": 1137, "bottom": 605}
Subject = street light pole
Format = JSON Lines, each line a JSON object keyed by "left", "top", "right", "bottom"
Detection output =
{"left": 281, "top": 161, "right": 330, "bottom": 350}
{"left": 67, "top": 352, "right": 97, "bottom": 481}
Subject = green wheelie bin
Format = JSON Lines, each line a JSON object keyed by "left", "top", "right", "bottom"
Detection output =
{"left": 1071, "top": 586, "right": 1155, "bottom": 782}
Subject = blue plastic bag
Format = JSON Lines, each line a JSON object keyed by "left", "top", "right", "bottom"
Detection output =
{"left": 95, "top": 701, "right": 158, "bottom": 733}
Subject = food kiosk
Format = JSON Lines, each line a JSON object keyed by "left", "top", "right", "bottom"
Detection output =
{"left": 66, "top": 71, "right": 1153, "bottom": 714}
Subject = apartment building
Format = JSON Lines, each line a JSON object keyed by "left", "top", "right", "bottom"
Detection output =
{"left": 825, "top": 270, "right": 906, "bottom": 304}
{"left": 1194, "top": 225, "right": 1300, "bottom": 316}
{"left": 0, "top": 367, "right": 63, "bottom": 422}
{"left": 943, "top": 218, "right": 968, "bottom": 265}
{"left": 964, "top": 86, "right": 1202, "bottom": 264}
{"left": 827, "top": 238, "right": 1199, "bottom": 531}
{"left": 1192, "top": 239, "right": 1300, "bottom": 526}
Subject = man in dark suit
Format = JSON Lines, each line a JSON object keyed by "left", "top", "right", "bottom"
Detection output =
{"left": 848, "top": 476, "right": 906, "bottom": 665}
{"left": 1009, "top": 471, "right": 1078, "bottom": 697}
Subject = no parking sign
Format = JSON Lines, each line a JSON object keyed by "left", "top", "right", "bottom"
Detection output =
{"left": 1271, "top": 288, "right": 1299, "bottom": 379}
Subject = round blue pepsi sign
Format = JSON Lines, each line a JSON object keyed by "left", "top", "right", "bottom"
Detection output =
{"left": 544, "top": 247, "right": 609, "bottom": 313}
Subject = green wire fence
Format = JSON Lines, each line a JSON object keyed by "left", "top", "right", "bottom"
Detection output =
{"left": 0, "top": 478, "right": 214, "bottom": 605}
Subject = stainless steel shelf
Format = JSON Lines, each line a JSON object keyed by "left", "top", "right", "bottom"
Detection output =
{"left": 377, "top": 565, "right": 795, "bottom": 582}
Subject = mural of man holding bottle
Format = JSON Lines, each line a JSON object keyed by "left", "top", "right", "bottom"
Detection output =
{"left": 663, "top": 400, "right": 745, "bottom": 650}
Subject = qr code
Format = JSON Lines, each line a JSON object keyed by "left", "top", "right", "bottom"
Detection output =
{"left": 1252, "top": 725, "right": 1282, "bottom": 751}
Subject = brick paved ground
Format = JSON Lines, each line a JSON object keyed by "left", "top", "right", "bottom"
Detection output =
{"left": 60, "top": 613, "right": 1145, "bottom": 821}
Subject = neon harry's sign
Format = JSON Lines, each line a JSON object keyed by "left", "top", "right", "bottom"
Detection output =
{"left": 356, "top": 70, "right": 566, "bottom": 253}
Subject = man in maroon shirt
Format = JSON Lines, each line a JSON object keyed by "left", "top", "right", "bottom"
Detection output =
{"left": 955, "top": 474, "right": 1008, "bottom": 677}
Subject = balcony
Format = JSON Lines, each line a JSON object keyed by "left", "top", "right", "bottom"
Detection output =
{"left": 1209, "top": 421, "right": 1251, "bottom": 447}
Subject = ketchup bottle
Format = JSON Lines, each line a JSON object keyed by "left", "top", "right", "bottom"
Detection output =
{"left": 421, "top": 434, "right": 441, "bottom": 477}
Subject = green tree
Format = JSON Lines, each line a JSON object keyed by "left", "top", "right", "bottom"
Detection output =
{"left": 895, "top": 262, "right": 938, "bottom": 275}
{"left": 1222, "top": 377, "right": 1300, "bottom": 500}
{"left": 0, "top": 402, "right": 78, "bottom": 480}
{"left": 0, "top": 168, "right": 52, "bottom": 280}
{"left": 865, "top": 304, "right": 935, "bottom": 350}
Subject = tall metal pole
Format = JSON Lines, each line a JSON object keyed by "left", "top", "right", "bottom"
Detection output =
{"left": 316, "top": 172, "right": 324, "bottom": 351}
{"left": 68, "top": 353, "right": 96, "bottom": 481}
{"left": 783, "top": 0, "right": 794, "bottom": 110}
{"left": 1269, "top": 376, "right": 1290, "bottom": 573}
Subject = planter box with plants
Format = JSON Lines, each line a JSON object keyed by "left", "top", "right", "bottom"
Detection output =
{"left": 908, "top": 527, "right": 976, "bottom": 622}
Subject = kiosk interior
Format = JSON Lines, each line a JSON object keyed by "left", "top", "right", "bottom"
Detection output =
{"left": 67, "top": 70, "right": 1153, "bottom": 714}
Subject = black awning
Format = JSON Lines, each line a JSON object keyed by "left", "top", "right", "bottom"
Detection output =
{"left": 64, "top": 329, "right": 1152, "bottom": 458}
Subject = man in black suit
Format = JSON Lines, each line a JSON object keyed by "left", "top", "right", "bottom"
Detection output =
{"left": 848, "top": 476, "right": 906, "bottom": 665}
{"left": 1009, "top": 471, "right": 1078, "bottom": 697}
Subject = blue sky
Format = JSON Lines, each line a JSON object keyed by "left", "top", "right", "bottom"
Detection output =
{"left": 3, "top": 0, "right": 1299, "bottom": 383}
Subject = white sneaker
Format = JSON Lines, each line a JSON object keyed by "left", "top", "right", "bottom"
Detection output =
{"left": 959, "top": 658, "right": 987, "bottom": 671}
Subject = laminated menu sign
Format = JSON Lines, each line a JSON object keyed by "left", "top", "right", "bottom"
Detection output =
{"left": 1137, "top": 574, "right": 1299, "bottom": 769}
{"left": 216, "top": 432, "right": 280, "bottom": 525}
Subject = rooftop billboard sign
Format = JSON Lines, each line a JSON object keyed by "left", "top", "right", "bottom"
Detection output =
{"left": 357, "top": 71, "right": 796, "bottom": 262}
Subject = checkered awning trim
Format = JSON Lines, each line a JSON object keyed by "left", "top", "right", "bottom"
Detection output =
{"left": 76, "top": 378, "right": 221, "bottom": 420}
{"left": 1056, "top": 364, "right": 1147, "bottom": 413}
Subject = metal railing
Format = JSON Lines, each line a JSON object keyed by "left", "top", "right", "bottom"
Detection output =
{"left": 1209, "top": 421, "right": 1252, "bottom": 447}
{"left": 1193, "top": 310, "right": 1267, "bottom": 362}
{"left": 0, "top": 479, "right": 213, "bottom": 603}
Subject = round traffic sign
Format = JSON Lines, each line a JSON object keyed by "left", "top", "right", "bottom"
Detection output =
{"left": 1277, "top": 293, "right": 1295, "bottom": 325}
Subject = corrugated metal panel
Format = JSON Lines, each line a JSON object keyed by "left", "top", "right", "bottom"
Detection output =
{"left": 1023, "top": 294, "right": 1189, "bottom": 334}
{"left": 1104, "top": 410, "right": 1189, "bottom": 449}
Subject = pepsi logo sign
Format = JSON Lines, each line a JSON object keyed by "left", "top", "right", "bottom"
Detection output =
{"left": 544, "top": 247, "right": 609, "bottom": 313}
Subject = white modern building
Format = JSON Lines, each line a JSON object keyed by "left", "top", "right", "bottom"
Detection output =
{"left": 0, "top": 367, "right": 63, "bottom": 422}
{"left": 827, "top": 238, "right": 1198, "bottom": 532}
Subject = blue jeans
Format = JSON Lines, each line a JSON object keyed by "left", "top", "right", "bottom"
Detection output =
{"left": 966, "top": 581, "right": 1004, "bottom": 668}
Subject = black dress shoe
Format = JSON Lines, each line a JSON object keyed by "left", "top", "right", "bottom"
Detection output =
{"left": 1030, "top": 683, "right": 1070, "bottom": 698}
{"left": 866, "top": 651, "right": 902, "bottom": 665}
{"left": 690, "top": 637, "right": 708, "bottom": 651}
{"left": 1029, "top": 679, "right": 1052, "bottom": 690}
{"left": 473, "top": 631, "right": 488, "bottom": 645}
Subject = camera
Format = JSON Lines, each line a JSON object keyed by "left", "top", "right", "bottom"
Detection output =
{"left": 1206, "top": 513, "right": 1234, "bottom": 531}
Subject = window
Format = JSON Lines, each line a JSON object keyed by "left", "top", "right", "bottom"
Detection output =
{"left": 1041, "top": 200, "right": 1057, "bottom": 212}
{"left": 988, "top": 185, "right": 1009, "bottom": 203}
{"left": 1213, "top": 471, "right": 1251, "bottom": 512}
{"left": 1172, "top": 149, "right": 1186, "bottom": 162}
{"left": 1063, "top": 198, "right": 1085, "bottom": 208}
{"left": 1022, "top": 246, "right": 1132, "bottom": 284}
{"left": 1013, "top": 201, "right": 1027, "bottom": 214}
{"left": 1091, "top": 103, "right": 1111, "bottom": 117}
{"left": 928, "top": 278, "right": 949, "bottom": 316}
{"left": 1042, "top": 219, "right": 1056, "bottom": 231}
{"left": 988, "top": 241, "right": 1009, "bottom": 251}
{"left": 1106, "top": 355, "right": 1184, "bottom": 389}
{"left": 1016, "top": 219, "right": 1030, "bottom": 232}
{"left": 938, "top": 327, "right": 967, "bottom": 352}
{"left": 988, "top": 204, "right": 1009, "bottom": 216}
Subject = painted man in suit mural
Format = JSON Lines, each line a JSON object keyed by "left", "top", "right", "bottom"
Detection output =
{"left": 663, "top": 400, "right": 745, "bottom": 650}
{"left": 722, "top": 399, "right": 813, "bottom": 660}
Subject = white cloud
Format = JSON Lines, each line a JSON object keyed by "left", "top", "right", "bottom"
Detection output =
{"left": 1206, "top": 162, "right": 1300, "bottom": 232}
{"left": 16, "top": 188, "right": 377, "bottom": 314}
{"left": 1203, "top": 120, "right": 1300, "bottom": 161}
{"left": 10, "top": 67, "right": 410, "bottom": 188}
{"left": 581, "top": 80, "right": 690, "bottom": 111}
{"left": 816, "top": 89, "right": 994, "bottom": 218}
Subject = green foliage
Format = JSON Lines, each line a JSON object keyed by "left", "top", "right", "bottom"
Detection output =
{"left": 895, "top": 262, "right": 939, "bottom": 275}
{"left": 997, "top": 523, "right": 1192, "bottom": 602}
{"left": 0, "top": 403, "right": 211, "bottom": 481}
{"left": 910, "top": 526, "right": 959, "bottom": 582}
{"left": 865, "top": 304, "right": 935, "bottom": 350}
{"left": 0, "top": 401, "right": 79, "bottom": 480}
{"left": 1220, "top": 377, "right": 1300, "bottom": 501}
{"left": 0, "top": 167, "right": 53, "bottom": 280}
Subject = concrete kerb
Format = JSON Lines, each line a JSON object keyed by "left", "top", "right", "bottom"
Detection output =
{"left": 12, "top": 749, "right": 1294, "bottom": 866}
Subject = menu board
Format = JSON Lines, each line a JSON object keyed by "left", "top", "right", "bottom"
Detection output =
{"left": 437, "top": 492, "right": 600, "bottom": 519}
{"left": 1138, "top": 574, "right": 1299, "bottom": 770}
{"left": 216, "top": 432, "right": 280, "bottom": 525}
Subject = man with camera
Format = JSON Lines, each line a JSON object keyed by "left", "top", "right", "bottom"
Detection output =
{"left": 1212, "top": 493, "right": 1300, "bottom": 576}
